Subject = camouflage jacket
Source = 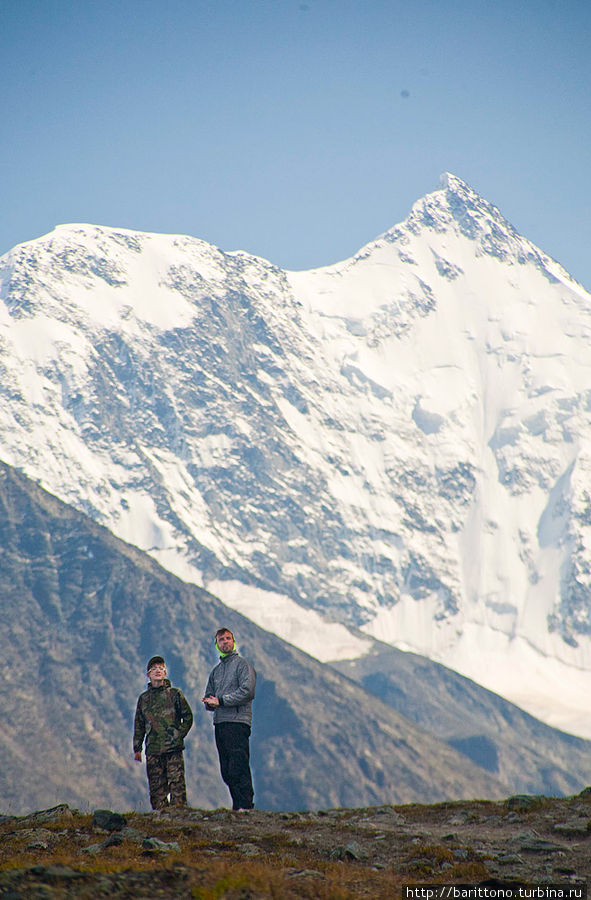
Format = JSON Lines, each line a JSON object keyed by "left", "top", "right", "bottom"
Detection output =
{"left": 133, "top": 679, "right": 193, "bottom": 756}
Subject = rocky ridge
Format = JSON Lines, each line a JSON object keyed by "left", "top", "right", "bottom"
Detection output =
{"left": 2, "top": 793, "right": 591, "bottom": 898}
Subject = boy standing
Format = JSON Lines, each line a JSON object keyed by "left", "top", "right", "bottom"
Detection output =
{"left": 133, "top": 655, "right": 193, "bottom": 810}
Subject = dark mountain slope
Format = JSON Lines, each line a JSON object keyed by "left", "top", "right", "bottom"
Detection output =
{"left": 335, "top": 642, "right": 591, "bottom": 796}
{"left": 0, "top": 461, "right": 505, "bottom": 814}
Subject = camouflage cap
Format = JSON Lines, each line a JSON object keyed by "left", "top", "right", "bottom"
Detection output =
{"left": 147, "top": 655, "right": 166, "bottom": 672}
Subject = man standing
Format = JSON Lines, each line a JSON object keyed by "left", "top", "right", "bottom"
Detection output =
{"left": 202, "top": 628, "right": 256, "bottom": 811}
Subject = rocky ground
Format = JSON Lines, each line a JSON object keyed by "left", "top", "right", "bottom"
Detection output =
{"left": 1, "top": 792, "right": 590, "bottom": 898}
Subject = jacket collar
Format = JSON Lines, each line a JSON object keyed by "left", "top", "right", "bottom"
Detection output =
{"left": 148, "top": 678, "right": 171, "bottom": 689}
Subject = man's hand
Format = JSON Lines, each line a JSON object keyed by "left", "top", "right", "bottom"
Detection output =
{"left": 134, "top": 751, "right": 142, "bottom": 762}
{"left": 202, "top": 695, "right": 220, "bottom": 709}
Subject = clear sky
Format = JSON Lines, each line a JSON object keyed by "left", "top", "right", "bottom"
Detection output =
{"left": 1, "top": 0, "right": 590, "bottom": 288}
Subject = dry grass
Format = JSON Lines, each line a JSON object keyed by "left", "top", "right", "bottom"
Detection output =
{"left": 18, "top": 797, "right": 588, "bottom": 897}
{"left": 0, "top": 810, "right": 411, "bottom": 899}
{"left": 395, "top": 799, "right": 501, "bottom": 822}
{"left": 0, "top": 836, "right": 468, "bottom": 900}
{"left": 447, "top": 861, "right": 490, "bottom": 880}
{"left": 405, "top": 843, "right": 455, "bottom": 864}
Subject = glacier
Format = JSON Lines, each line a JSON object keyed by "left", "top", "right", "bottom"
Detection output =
{"left": 1, "top": 173, "right": 590, "bottom": 736}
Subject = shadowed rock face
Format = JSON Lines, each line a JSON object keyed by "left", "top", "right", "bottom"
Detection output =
{"left": 0, "top": 461, "right": 506, "bottom": 815}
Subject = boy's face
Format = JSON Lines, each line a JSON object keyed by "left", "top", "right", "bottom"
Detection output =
{"left": 147, "top": 662, "right": 167, "bottom": 687}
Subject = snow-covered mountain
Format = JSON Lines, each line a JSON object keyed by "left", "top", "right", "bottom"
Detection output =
{"left": 1, "top": 174, "right": 590, "bottom": 736}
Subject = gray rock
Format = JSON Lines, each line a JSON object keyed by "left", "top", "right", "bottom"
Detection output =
{"left": 448, "top": 815, "right": 466, "bottom": 825}
{"left": 26, "top": 840, "right": 49, "bottom": 851}
{"left": 239, "top": 843, "right": 260, "bottom": 857}
{"left": 208, "top": 810, "right": 231, "bottom": 821}
{"left": 24, "top": 804, "right": 73, "bottom": 824}
{"left": 345, "top": 841, "right": 366, "bottom": 860}
{"left": 142, "top": 837, "right": 181, "bottom": 853}
{"left": 286, "top": 868, "right": 325, "bottom": 879}
{"left": 329, "top": 841, "right": 367, "bottom": 861}
{"left": 515, "top": 831, "right": 565, "bottom": 853}
{"left": 81, "top": 832, "right": 124, "bottom": 854}
{"left": 386, "top": 811, "right": 406, "bottom": 825}
{"left": 495, "top": 853, "right": 525, "bottom": 866}
{"left": 120, "top": 826, "right": 145, "bottom": 844}
{"left": 102, "top": 833, "right": 124, "bottom": 848}
{"left": 411, "top": 830, "right": 433, "bottom": 841}
{"left": 92, "top": 809, "right": 127, "bottom": 831}
{"left": 20, "top": 828, "right": 54, "bottom": 845}
{"left": 407, "top": 857, "right": 435, "bottom": 871}
{"left": 81, "top": 842, "right": 104, "bottom": 855}
{"left": 553, "top": 820, "right": 589, "bottom": 836}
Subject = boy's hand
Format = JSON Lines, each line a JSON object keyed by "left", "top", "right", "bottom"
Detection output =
{"left": 134, "top": 751, "right": 142, "bottom": 762}
{"left": 202, "top": 695, "right": 219, "bottom": 709}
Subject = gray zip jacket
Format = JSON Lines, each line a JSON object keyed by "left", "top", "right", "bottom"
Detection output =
{"left": 204, "top": 651, "right": 256, "bottom": 726}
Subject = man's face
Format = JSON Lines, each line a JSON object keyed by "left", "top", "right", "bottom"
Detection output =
{"left": 217, "top": 631, "right": 235, "bottom": 654}
{"left": 148, "top": 662, "right": 167, "bottom": 686}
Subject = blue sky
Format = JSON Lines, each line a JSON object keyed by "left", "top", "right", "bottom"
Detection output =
{"left": 1, "top": 0, "right": 590, "bottom": 287}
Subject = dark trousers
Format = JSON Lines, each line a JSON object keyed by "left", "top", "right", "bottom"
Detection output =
{"left": 146, "top": 750, "right": 187, "bottom": 809}
{"left": 214, "top": 722, "right": 254, "bottom": 810}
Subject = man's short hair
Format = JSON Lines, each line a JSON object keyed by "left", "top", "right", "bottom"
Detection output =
{"left": 215, "top": 627, "right": 234, "bottom": 639}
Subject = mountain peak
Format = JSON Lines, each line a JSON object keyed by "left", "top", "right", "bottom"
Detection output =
{"left": 411, "top": 172, "right": 517, "bottom": 240}
{"left": 437, "top": 171, "right": 470, "bottom": 192}
{"left": 383, "top": 172, "right": 576, "bottom": 290}
{"left": 364, "top": 172, "right": 521, "bottom": 268}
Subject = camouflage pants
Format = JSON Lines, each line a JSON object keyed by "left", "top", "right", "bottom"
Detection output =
{"left": 146, "top": 750, "right": 187, "bottom": 810}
